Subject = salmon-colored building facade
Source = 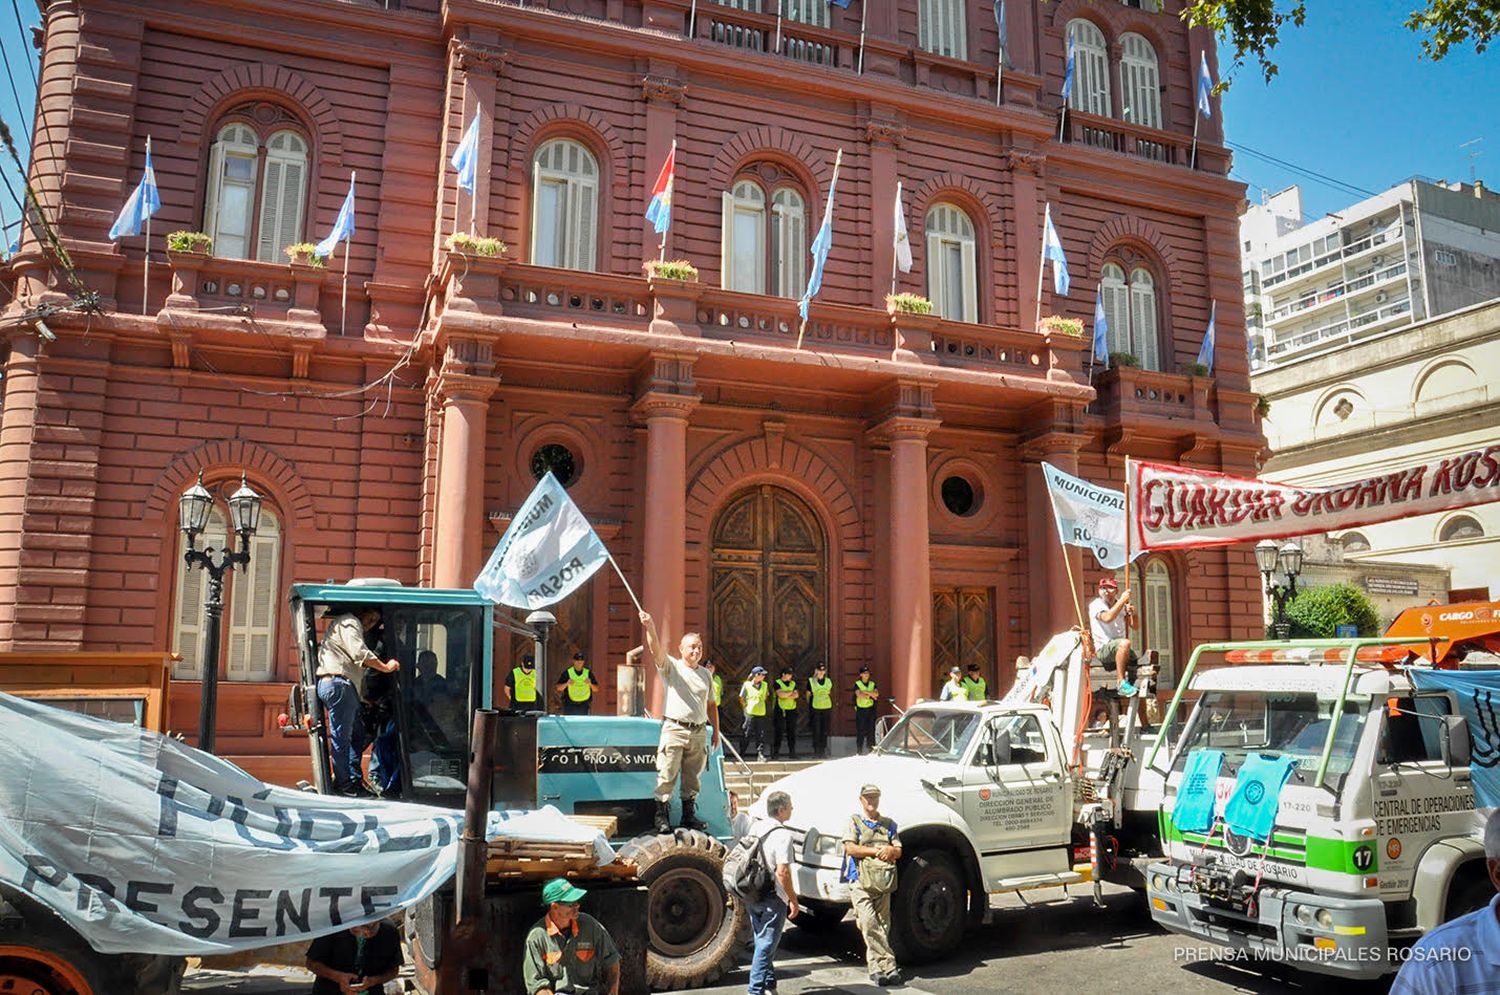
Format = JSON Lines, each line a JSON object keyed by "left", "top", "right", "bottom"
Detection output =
{"left": 1, "top": 0, "right": 1264, "bottom": 775}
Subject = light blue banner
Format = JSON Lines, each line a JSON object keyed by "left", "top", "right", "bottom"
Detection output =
{"left": 1410, "top": 668, "right": 1500, "bottom": 808}
{"left": 474, "top": 471, "right": 609, "bottom": 610}
{"left": 1041, "top": 462, "right": 1143, "bottom": 570}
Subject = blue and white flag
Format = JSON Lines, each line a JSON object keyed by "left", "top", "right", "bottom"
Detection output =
{"left": 451, "top": 112, "right": 481, "bottom": 194}
{"left": 1410, "top": 669, "right": 1500, "bottom": 808}
{"left": 474, "top": 471, "right": 610, "bottom": 610}
{"left": 1041, "top": 462, "right": 1143, "bottom": 570}
{"left": 314, "top": 173, "right": 356, "bottom": 258}
{"left": 1196, "top": 300, "right": 1216, "bottom": 372}
{"left": 995, "top": 0, "right": 1008, "bottom": 62}
{"left": 1196, "top": 50, "right": 1214, "bottom": 118}
{"left": 800, "top": 150, "right": 843, "bottom": 324}
{"left": 108, "top": 137, "right": 160, "bottom": 240}
{"left": 1042, "top": 203, "right": 1069, "bottom": 296}
{"left": 1092, "top": 282, "right": 1109, "bottom": 366}
{"left": 828, "top": 0, "right": 852, "bottom": 7}
{"left": 1061, "top": 32, "right": 1076, "bottom": 102}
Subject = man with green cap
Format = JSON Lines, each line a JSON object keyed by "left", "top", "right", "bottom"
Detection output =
{"left": 523, "top": 878, "right": 621, "bottom": 995}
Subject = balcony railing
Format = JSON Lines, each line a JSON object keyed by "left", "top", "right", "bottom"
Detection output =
{"left": 1260, "top": 223, "right": 1403, "bottom": 290}
{"left": 1063, "top": 111, "right": 1194, "bottom": 169}
{"left": 1265, "top": 298, "right": 1414, "bottom": 359}
{"left": 1266, "top": 260, "right": 1409, "bottom": 323}
{"left": 165, "top": 251, "right": 325, "bottom": 327}
{"left": 1092, "top": 365, "right": 1217, "bottom": 425}
{"left": 696, "top": 2, "right": 852, "bottom": 70}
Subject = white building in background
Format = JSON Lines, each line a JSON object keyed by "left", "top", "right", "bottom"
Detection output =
{"left": 1256, "top": 299, "right": 1500, "bottom": 604}
{"left": 1241, "top": 179, "right": 1500, "bottom": 370}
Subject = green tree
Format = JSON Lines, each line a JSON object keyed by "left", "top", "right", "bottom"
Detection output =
{"left": 1280, "top": 583, "right": 1382, "bottom": 639}
{"left": 1183, "top": 1, "right": 1498, "bottom": 83}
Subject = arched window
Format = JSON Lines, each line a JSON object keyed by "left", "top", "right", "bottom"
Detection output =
{"left": 172, "top": 502, "right": 284, "bottom": 683}
{"left": 531, "top": 138, "right": 599, "bottom": 272}
{"left": 721, "top": 177, "right": 806, "bottom": 298}
{"left": 1439, "top": 515, "right": 1483, "bottom": 543}
{"left": 1066, "top": 19, "right": 1111, "bottom": 117}
{"left": 1101, "top": 261, "right": 1162, "bottom": 370}
{"left": 1116, "top": 557, "right": 1177, "bottom": 687}
{"left": 919, "top": 0, "right": 968, "bottom": 59}
{"left": 1339, "top": 531, "right": 1371, "bottom": 553}
{"left": 205, "top": 124, "right": 310, "bottom": 262}
{"left": 924, "top": 203, "right": 978, "bottom": 323}
{"left": 1119, "top": 34, "right": 1161, "bottom": 128}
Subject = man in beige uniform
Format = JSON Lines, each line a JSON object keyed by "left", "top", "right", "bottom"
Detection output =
{"left": 640, "top": 610, "right": 720, "bottom": 835}
{"left": 842, "top": 783, "right": 903, "bottom": 986}
{"left": 316, "top": 606, "right": 400, "bottom": 795}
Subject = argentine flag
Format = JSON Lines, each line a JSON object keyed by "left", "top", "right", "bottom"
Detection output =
{"left": 1042, "top": 204, "right": 1070, "bottom": 297}
{"left": 474, "top": 472, "right": 609, "bottom": 610}
{"left": 1196, "top": 300, "right": 1217, "bottom": 372}
{"left": 1197, "top": 51, "right": 1214, "bottom": 118}
{"left": 1092, "top": 283, "right": 1109, "bottom": 366}
{"left": 109, "top": 137, "right": 160, "bottom": 240}
{"left": 800, "top": 150, "right": 843, "bottom": 324}
{"left": 451, "top": 112, "right": 481, "bottom": 194}
{"left": 314, "top": 174, "right": 356, "bottom": 258}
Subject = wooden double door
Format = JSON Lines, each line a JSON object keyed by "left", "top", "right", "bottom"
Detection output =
{"left": 931, "top": 586, "right": 995, "bottom": 697}
{"left": 709, "top": 485, "right": 826, "bottom": 729}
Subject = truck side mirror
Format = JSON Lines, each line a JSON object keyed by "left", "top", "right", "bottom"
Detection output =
{"left": 1439, "top": 714, "right": 1471, "bottom": 768}
{"left": 992, "top": 728, "right": 1012, "bottom": 766}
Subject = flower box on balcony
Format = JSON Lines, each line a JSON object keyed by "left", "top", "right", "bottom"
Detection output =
{"left": 441, "top": 249, "right": 508, "bottom": 312}
{"left": 647, "top": 274, "right": 704, "bottom": 336}
{"left": 887, "top": 304, "right": 940, "bottom": 362}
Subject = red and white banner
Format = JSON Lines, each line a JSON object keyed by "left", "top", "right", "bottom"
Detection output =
{"left": 1129, "top": 444, "right": 1500, "bottom": 551}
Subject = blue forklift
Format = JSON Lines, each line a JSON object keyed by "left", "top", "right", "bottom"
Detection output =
{"left": 287, "top": 581, "right": 747, "bottom": 992}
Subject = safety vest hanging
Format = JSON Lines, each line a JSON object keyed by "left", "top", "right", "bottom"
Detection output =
{"left": 774, "top": 678, "right": 799, "bottom": 711}
{"left": 743, "top": 681, "right": 769, "bottom": 716}
{"left": 854, "top": 679, "right": 878, "bottom": 709}
{"left": 712, "top": 673, "right": 723, "bottom": 706}
{"left": 961, "top": 676, "right": 987, "bottom": 700}
{"left": 565, "top": 666, "right": 593, "bottom": 702}
{"left": 512, "top": 667, "right": 538, "bottom": 702}
{"left": 808, "top": 676, "right": 833, "bottom": 710}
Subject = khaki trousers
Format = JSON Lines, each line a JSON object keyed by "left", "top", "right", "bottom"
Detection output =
{"left": 850, "top": 884, "right": 897, "bottom": 976}
{"left": 654, "top": 719, "right": 707, "bottom": 803}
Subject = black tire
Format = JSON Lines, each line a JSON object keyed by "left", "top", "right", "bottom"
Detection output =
{"left": 795, "top": 898, "right": 848, "bottom": 933}
{"left": 1444, "top": 866, "right": 1492, "bottom": 922}
{"left": 0, "top": 889, "right": 184, "bottom": 995}
{"left": 616, "top": 830, "right": 749, "bottom": 990}
{"left": 889, "top": 849, "right": 966, "bottom": 964}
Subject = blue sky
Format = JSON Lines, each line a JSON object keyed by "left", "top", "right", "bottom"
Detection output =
{"left": 0, "top": 2, "right": 1495, "bottom": 246}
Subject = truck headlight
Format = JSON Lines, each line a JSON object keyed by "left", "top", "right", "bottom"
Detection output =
{"left": 1293, "top": 905, "right": 1313, "bottom": 926}
{"left": 1315, "top": 909, "right": 1333, "bottom": 930}
{"left": 805, "top": 829, "right": 841, "bottom": 858}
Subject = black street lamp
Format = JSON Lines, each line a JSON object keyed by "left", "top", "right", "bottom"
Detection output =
{"left": 1255, "top": 539, "right": 1304, "bottom": 640}
{"left": 179, "top": 471, "right": 263, "bottom": 753}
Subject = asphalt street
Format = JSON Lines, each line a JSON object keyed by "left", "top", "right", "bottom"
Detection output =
{"left": 181, "top": 883, "right": 1397, "bottom": 995}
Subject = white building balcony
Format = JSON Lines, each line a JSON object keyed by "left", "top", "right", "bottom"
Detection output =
{"left": 1264, "top": 297, "right": 1414, "bottom": 362}
{"left": 1260, "top": 221, "right": 1404, "bottom": 292}
{"left": 1265, "top": 259, "right": 1409, "bottom": 325}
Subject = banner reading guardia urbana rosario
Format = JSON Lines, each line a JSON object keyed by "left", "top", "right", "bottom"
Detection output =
{"left": 1127, "top": 442, "right": 1500, "bottom": 550}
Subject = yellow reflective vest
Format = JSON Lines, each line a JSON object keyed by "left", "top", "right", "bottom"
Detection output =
{"left": 854, "top": 679, "right": 878, "bottom": 709}
{"left": 774, "top": 678, "right": 799, "bottom": 711}
{"left": 564, "top": 666, "right": 593, "bottom": 702}
{"left": 742, "top": 680, "right": 769, "bottom": 717}
{"left": 961, "top": 676, "right": 987, "bottom": 700}
{"left": 512, "top": 666, "right": 538, "bottom": 702}
{"left": 808, "top": 676, "right": 833, "bottom": 710}
{"left": 712, "top": 674, "right": 723, "bottom": 706}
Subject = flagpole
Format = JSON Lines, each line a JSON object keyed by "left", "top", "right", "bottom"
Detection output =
{"left": 1190, "top": 112, "right": 1201, "bottom": 170}
{"left": 1034, "top": 204, "right": 1049, "bottom": 331}
{"left": 1058, "top": 103, "right": 1067, "bottom": 143}
{"left": 141, "top": 136, "right": 152, "bottom": 316}
{"left": 774, "top": 0, "right": 782, "bottom": 53}
{"left": 889, "top": 180, "right": 900, "bottom": 295}
{"left": 341, "top": 171, "right": 355, "bottom": 336}
{"left": 605, "top": 548, "right": 644, "bottom": 615}
{"left": 470, "top": 111, "right": 478, "bottom": 236}
{"left": 1123, "top": 456, "right": 1134, "bottom": 600}
{"left": 688, "top": 0, "right": 698, "bottom": 38}
{"left": 857, "top": 0, "right": 868, "bottom": 74}
{"left": 659, "top": 139, "right": 675, "bottom": 263}
{"left": 797, "top": 148, "right": 842, "bottom": 351}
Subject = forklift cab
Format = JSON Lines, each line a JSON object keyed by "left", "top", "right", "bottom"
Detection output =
{"left": 289, "top": 581, "right": 493, "bottom": 808}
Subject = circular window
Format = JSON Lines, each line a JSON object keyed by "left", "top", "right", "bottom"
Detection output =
{"left": 530, "top": 443, "right": 578, "bottom": 488}
{"left": 941, "top": 475, "right": 978, "bottom": 517}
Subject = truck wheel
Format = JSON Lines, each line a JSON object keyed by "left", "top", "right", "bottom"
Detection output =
{"left": 889, "top": 849, "right": 966, "bottom": 964}
{"left": 1445, "top": 869, "right": 1492, "bottom": 922}
{"left": 0, "top": 891, "right": 183, "bottom": 995}
{"left": 795, "top": 899, "right": 848, "bottom": 933}
{"left": 617, "top": 830, "right": 748, "bottom": 990}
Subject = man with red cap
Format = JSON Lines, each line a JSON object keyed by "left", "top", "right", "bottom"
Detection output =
{"left": 1088, "top": 576, "right": 1139, "bottom": 696}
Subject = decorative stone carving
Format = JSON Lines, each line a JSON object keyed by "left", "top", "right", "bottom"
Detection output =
{"left": 452, "top": 39, "right": 511, "bottom": 75}
{"left": 1001, "top": 149, "right": 1046, "bottom": 174}
{"left": 641, "top": 75, "right": 686, "bottom": 106}
{"left": 864, "top": 119, "right": 907, "bottom": 147}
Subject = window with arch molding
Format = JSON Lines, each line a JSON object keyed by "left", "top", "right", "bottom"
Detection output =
{"left": 204, "top": 123, "right": 310, "bottom": 262}
{"left": 531, "top": 138, "right": 599, "bottom": 272}
{"left": 925, "top": 203, "right": 978, "bottom": 323}
{"left": 1119, "top": 34, "right": 1161, "bottom": 128}
{"left": 1066, "top": 19, "right": 1111, "bottom": 117}
{"left": 1116, "top": 557, "right": 1176, "bottom": 686}
{"left": 721, "top": 175, "right": 805, "bottom": 297}
{"left": 171, "top": 502, "right": 284, "bottom": 683}
{"left": 1100, "top": 260, "right": 1161, "bottom": 370}
{"left": 1338, "top": 531, "right": 1371, "bottom": 553}
{"left": 1439, "top": 515, "right": 1483, "bottom": 543}
{"left": 920, "top": 0, "right": 968, "bottom": 59}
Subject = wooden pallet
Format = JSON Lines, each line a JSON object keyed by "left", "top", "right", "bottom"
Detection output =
{"left": 484, "top": 813, "right": 633, "bottom": 880}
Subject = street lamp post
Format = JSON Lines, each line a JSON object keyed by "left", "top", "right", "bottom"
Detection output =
{"left": 179, "top": 471, "right": 263, "bottom": 753}
{"left": 1255, "top": 539, "right": 1304, "bottom": 640}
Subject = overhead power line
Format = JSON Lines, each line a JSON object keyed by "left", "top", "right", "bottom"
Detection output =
{"left": 1225, "top": 139, "right": 1379, "bottom": 202}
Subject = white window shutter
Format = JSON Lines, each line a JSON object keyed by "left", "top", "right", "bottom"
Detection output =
{"left": 572, "top": 179, "right": 598, "bottom": 272}
{"left": 926, "top": 232, "right": 945, "bottom": 316}
{"left": 204, "top": 141, "right": 226, "bottom": 250}
{"left": 1130, "top": 280, "right": 1160, "bottom": 370}
{"left": 273, "top": 157, "right": 307, "bottom": 262}
{"left": 721, "top": 191, "right": 735, "bottom": 290}
{"left": 172, "top": 511, "right": 229, "bottom": 681}
{"left": 960, "top": 238, "right": 978, "bottom": 323}
{"left": 256, "top": 159, "right": 286, "bottom": 262}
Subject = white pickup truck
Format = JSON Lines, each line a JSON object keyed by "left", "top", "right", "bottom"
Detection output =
{"left": 753, "top": 632, "right": 1166, "bottom": 962}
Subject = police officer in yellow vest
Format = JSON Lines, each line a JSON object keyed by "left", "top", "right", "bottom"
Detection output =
{"left": 506, "top": 654, "right": 540, "bottom": 711}
{"left": 853, "top": 665, "right": 879, "bottom": 755}
{"left": 739, "top": 666, "right": 770, "bottom": 761}
{"left": 807, "top": 662, "right": 834, "bottom": 758}
{"left": 961, "top": 663, "right": 988, "bottom": 701}
{"left": 556, "top": 651, "right": 599, "bottom": 716}
{"left": 772, "top": 665, "right": 801, "bottom": 760}
{"left": 707, "top": 660, "right": 723, "bottom": 708}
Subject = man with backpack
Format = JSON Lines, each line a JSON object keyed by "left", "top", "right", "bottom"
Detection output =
{"left": 842, "top": 784, "right": 903, "bottom": 986}
{"left": 738, "top": 789, "right": 797, "bottom": 995}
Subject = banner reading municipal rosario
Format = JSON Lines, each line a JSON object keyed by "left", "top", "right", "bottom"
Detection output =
{"left": 1128, "top": 444, "right": 1500, "bottom": 551}
{"left": 1041, "top": 462, "right": 1142, "bottom": 570}
{"left": 473, "top": 470, "right": 609, "bottom": 610}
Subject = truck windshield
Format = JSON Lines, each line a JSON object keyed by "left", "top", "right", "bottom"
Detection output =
{"left": 389, "top": 606, "right": 481, "bottom": 792}
{"left": 1173, "top": 690, "right": 1368, "bottom": 791}
{"left": 878, "top": 708, "right": 982, "bottom": 762}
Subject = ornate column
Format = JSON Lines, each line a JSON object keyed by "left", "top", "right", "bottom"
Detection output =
{"left": 631, "top": 354, "right": 700, "bottom": 712}
{"left": 431, "top": 336, "right": 497, "bottom": 589}
{"left": 1003, "top": 148, "right": 1047, "bottom": 329}
{"left": 640, "top": 72, "right": 685, "bottom": 267}
{"left": 868, "top": 382, "right": 940, "bottom": 708}
{"left": 863, "top": 115, "right": 906, "bottom": 307}
{"left": 1021, "top": 421, "right": 1090, "bottom": 641}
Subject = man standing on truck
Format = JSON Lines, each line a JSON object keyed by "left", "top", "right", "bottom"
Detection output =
{"left": 1390, "top": 807, "right": 1500, "bottom": 995}
{"left": 316, "top": 606, "right": 400, "bottom": 795}
{"left": 842, "top": 784, "right": 903, "bottom": 987}
{"left": 523, "top": 878, "right": 622, "bottom": 995}
{"left": 640, "top": 610, "right": 720, "bottom": 835}
{"left": 1088, "top": 576, "right": 1139, "bottom": 697}
{"left": 854, "top": 665, "right": 879, "bottom": 755}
